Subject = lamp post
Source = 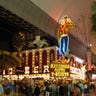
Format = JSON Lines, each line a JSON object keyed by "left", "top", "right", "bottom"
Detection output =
{"left": 86, "top": 43, "right": 92, "bottom": 70}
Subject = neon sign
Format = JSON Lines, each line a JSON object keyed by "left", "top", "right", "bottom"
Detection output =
{"left": 50, "top": 63, "right": 70, "bottom": 77}
{"left": 57, "top": 16, "right": 75, "bottom": 56}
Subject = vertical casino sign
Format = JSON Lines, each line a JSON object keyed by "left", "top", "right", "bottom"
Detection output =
{"left": 57, "top": 15, "right": 75, "bottom": 57}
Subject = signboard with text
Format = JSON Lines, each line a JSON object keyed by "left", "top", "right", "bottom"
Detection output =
{"left": 50, "top": 62, "right": 70, "bottom": 77}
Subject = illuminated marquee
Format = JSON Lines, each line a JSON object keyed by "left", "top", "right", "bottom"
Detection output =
{"left": 33, "top": 65, "right": 49, "bottom": 73}
{"left": 50, "top": 62, "right": 70, "bottom": 77}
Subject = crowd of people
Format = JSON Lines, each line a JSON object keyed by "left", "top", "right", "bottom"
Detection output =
{"left": 0, "top": 76, "right": 95, "bottom": 96}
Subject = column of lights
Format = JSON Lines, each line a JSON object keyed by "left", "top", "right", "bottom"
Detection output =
{"left": 24, "top": 51, "right": 29, "bottom": 74}
{"left": 3, "top": 70, "right": 5, "bottom": 75}
{"left": 39, "top": 49, "right": 42, "bottom": 73}
{"left": 19, "top": 52, "right": 22, "bottom": 66}
{"left": 32, "top": 50, "right": 35, "bottom": 73}
{"left": 47, "top": 48, "right": 50, "bottom": 66}
{"left": 26, "top": 50, "right": 28, "bottom": 66}
{"left": 15, "top": 51, "right": 22, "bottom": 60}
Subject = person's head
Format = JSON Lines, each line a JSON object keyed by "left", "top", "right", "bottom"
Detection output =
{"left": 89, "top": 84, "right": 95, "bottom": 90}
{"left": 74, "top": 84, "right": 79, "bottom": 88}
{"left": 1, "top": 77, "right": 9, "bottom": 85}
{"left": 4, "top": 87, "right": 12, "bottom": 95}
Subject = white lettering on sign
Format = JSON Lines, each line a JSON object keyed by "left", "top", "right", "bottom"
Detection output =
{"left": 8, "top": 68, "right": 13, "bottom": 75}
{"left": 3, "top": 70, "right": 5, "bottom": 75}
{"left": 25, "top": 66, "right": 29, "bottom": 74}
{"left": 70, "top": 67, "right": 81, "bottom": 74}
{"left": 34, "top": 66, "right": 39, "bottom": 73}
{"left": 43, "top": 65, "right": 49, "bottom": 73}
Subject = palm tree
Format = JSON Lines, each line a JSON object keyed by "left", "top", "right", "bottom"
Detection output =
{"left": 91, "top": 1, "right": 96, "bottom": 31}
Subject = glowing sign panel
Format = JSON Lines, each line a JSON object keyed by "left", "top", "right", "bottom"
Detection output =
{"left": 50, "top": 63, "right": 70, "bottom": 77}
